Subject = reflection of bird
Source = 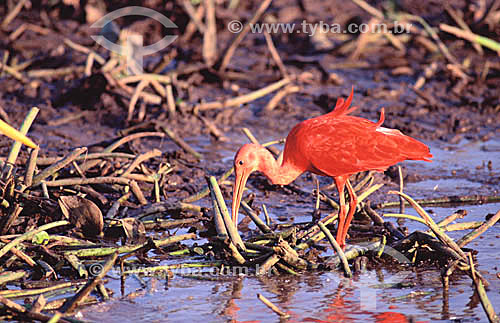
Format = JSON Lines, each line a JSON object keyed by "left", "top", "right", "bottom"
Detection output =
{"left": 232, "top": 88, "right": 432, "bottom": 249}
{"left": 0, "top": 119, "right": 37, "bottom": 149}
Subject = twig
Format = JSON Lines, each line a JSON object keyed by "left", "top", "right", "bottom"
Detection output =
{"left": 241, "top": 127, "right": 280, "bottom": 156}
{"left": 1, "top": 0, "right": 29, "bottom": 29}
{"left": 383, "top": 213, "right": 427, "bottom": 225}
{"left": 350, "top": 0, "right": 384, "bottom": 19}
{"left": 440, "top": 23, "right": 500, "bottom": 54}
{"left": 129, "top": 180, "right": 147, "bottom": 205}
{"left": 242, "top": 127, "right": 259, "bottom": 144}
{"left": 120, "top": 149, "right": 162, "bottom": 177}
{"left": 257, "top": 253, "right": 279, "bottom": 275}
{"left": 0, "top": 205, "right": 23, "bottom": 235}
{"left": 122, "top": 261, "right": 221, "bottom": 275}
{"left": 64, "top": 233, "right": 196, "bottom": 257}
{"left": 61, "top": 252, "right": 118, "bottom": 314}
{"left": 180, "top": 0, "right": 205, "bottom": 33}
{"left": 128, "top": 79, "right": 149, "bottom": 121}
{"left": 0, "top": 220, "right": 70, "bottom": 259}
{"left": 118, "top": 74, "right": 172, "bottom": 84}
{"left": 31, "top": 147, "right": 88, "bottom": 186}
{"left": 210, "top": 179, "right": 228, "bottom": 236}
{"left": 468, "top": 253, "right": 499, "bottom": 323}
{"left": 326, "top": 240, "right": 382, "bottom": 268}
{"left": 104, "top": 132, "right": 166, "bottom": 154}
{"left": 263, "top": 31, "right": 288, "bottom": 77}
{"left": 36, "top": 152, "right": 135, "bottom": 165}
{"left": 389, "top": 191, "right": 467, "bottom": 259}
{"left": 218, "top": 0, "right": 273, "bottom": 71}
{"left": 363, "top": 201, "right": 384, "bottom": 225}
{"left": 436, "top": 210, "right": 467, "bottom": 227}
{"left": 208, "top": 176, "right": 245, "bottom": 250}
{"left": 257, "top": 293, "right": 290, "bottom": 319}
{"left": 149, "top": 79, "right": 166, "bottom": 98}
{"left": 6, "top": 107, "right": 39, "bottom": 165}
{"left": 9, "top": 23, "right": 52, "bottom": 42}
{"left": 202, "top": 0, "right": 217, "bottom": 66}
{"left": 198, "top": 115, "right": 228, "bottom": 141}
{"left": 262, "top": 204, "right": 271, "bottom": 227}
{"left": 399, "top": 14, "right": 458, "bottom": 64}
{"left": 296, "top": 211, "right": 340, "bottom": 249}
{"left": 183, "top": 167, "right": 233, "bottom": 203}
{"left": 159, "top": 125, "right": 202, "bottom": 160}
{"left": 263, "top": 85, "right": 300, "bottom": 112}
{"left": 47, "top": 111, "right": 89, "bottom": 127}
{"left": 9, "top": 245, "right": 35, "bottom": 266}
{"left": 0, "top": 270, "right": 27, "bottom": 285}
{"left": 0, "top": 295, "right": 72, "bottom": 323}
{"left": 457, "top": 209, "right": 500, "bottom": 247}
{"left": 165, "top": 83, "right": 176, "bottom": 115}
{"left": 24, "top": 147, "right": 38, "bottom": 187}
{"left": 63, "top": 38, "right": 106, "bottom": 64}
{"left": 318, "top": 222, "right": 352, "bottom": 277}
{"left": 0, "top": 103, "right": 10, "bottom": 123}
{"left": 0, "top": 61, "right": 25, "bottom": 81}
{"left": 357, "top": 183, "right": 383, "bottom": 203}
{"left": 117, "top": 82, "right": 162, "bottom": 105}
{"left": 414, "top": 62, "right": 438, "bottom": 90}
{"left": 376, "top": 194, "right": 500, "bottom": 209}
{"left": 444, "top": 4, "right": 483, "bottom": 54}
{"left": 180, "top": 1, "right": 205, "bottom": 42}
{"left": 241, "top": 200, "right": 273, "bottom": 233}
{"left": 43, "top": 176, "right": 132, "bottom": 186}
{"left": 442, "top": 221, "right": 482, "bottom": 232}
{"left": 398, "top": 165, "right": 405, "bottom": 214}
{"left": 0, "top": 281, "right": 86, "bottom": 298}
{"left": 31, "top": 295, "right": 46, "bottom": 314}
{"left": 27, "top": 66, "right": 85, "bottom": 78}
{"left": 84, "top": 52, "right": 94, "bottom": 76}
{"left": 194, "top": 77, "right": 290, "bottom": 111}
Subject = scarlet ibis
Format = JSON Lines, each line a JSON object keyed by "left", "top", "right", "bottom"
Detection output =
{"left": 0, "top": 119, "right": 37, "bottom": 149}
{"left": 232, "top": 88, "right": 432, "bottom": 249}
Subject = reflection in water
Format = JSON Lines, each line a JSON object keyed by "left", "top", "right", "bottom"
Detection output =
{"left": 79, "top": 263, "right": 498, "bottom": 322}
{"left": 221, "top": 280, "right": 243, "bottom": 322}
{"left": 373, "top": 311, "right": 409, "bottom": 323}
{"left": 322, "top": 282, "right": 354, "bottom": 322}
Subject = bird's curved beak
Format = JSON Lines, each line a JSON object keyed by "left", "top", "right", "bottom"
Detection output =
{"left": 0, "top": 119, "right": 38, "bottom": 149}
{"left": 232, "top": 169, "right": 250, "bottom": 226}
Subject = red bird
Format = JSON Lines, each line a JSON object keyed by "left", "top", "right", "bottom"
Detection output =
{"left": 232, "top": 88, "right": 432, "bottom": 249}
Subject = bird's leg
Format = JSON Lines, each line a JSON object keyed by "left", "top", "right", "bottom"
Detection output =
{"left": 334, "top": 176, "right": 347, "bottom": 250}
{"left": 342, "top": 179, "right": 358, "bottom": 247}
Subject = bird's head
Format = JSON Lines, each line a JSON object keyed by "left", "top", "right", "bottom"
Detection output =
{"left": 231, "top": 143, "right": 263, "bottom": 224}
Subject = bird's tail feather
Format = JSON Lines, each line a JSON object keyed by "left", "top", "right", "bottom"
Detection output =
{"left": 331, "top": 86, "right": 358, "bottom": 116}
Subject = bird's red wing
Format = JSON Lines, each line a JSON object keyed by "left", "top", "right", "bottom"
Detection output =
{"left": 283, "top": 114, "right": 432, "bottom": 178}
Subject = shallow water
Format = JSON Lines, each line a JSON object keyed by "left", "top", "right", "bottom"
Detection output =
{"left": 79, "top": 136, "right": 499, "bottom": 322}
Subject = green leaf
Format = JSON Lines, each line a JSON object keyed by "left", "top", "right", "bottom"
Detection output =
{"left": 32, "top": 231, "right": 50, "bottom": 245}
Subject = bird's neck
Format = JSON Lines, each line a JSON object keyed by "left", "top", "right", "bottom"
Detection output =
{"left": 259, "top": 148, "right": 303, "bottom": 186}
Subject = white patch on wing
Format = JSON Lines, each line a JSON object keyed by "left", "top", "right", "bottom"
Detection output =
{"left": 376, "top": 127, "right": 401, "bottom": 135}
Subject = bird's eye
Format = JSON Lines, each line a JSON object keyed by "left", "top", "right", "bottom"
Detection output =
{"left": 238, "top": 160, "right": 244, "bottom": 166}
